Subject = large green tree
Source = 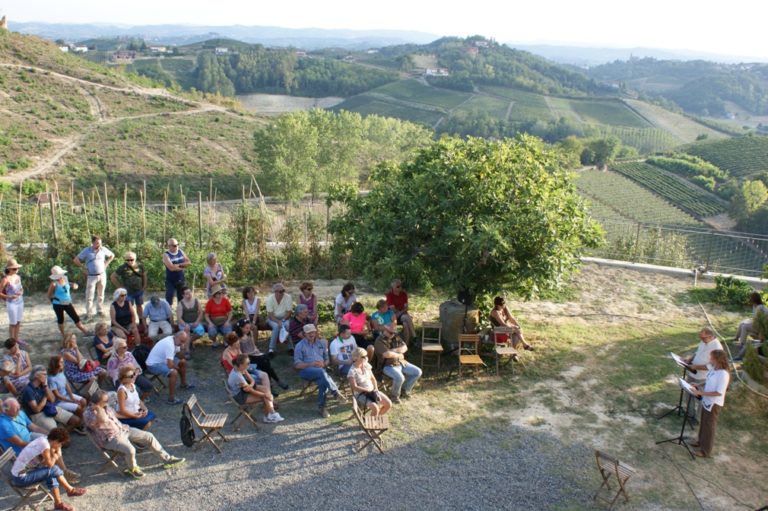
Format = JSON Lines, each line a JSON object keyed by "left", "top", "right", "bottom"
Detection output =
{"left": 328, "top": 135, "right": 603, "bottom": 301}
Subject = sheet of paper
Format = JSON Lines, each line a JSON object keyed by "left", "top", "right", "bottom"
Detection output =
{"left": 670, "top": 352, "right": 689, "bottom": 369}
{"left": 678, "top": 377, "right": 696, "bottom": 395}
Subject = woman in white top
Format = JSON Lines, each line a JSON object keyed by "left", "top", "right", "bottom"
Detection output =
{"left": 334, "top": 282, "right": 357, "bottom": 324}
{"left": 0, "top": 258, "right": 24, "bottom": 341}
{"left": 242, "top": 286, "right": 261, "bottom": 327}
{"left": 11, "top": 427, "right": 86, "bottom": 511}
{"left": 690, "top": 349, "right": 730, "bottom": 457}
{"left": 347, "top": 347, "right": 391, "bottom": 416}
{"left": 115, "top": 365, "right": 155, "bottom": 430}
{"left": 203, "top": 252, "right": 227, "bottom": 297}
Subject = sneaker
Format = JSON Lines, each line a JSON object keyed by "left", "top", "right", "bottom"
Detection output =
{"left": 268, "top": 350, "right": 276, "bottom": 359}
{"left": 264, "top": 414, "right": 279, "bottom": 423}
{"left": 266, "top": 412, "right": 285, "bottom": 423}
{"left": 390, "top": 395, "right": 401, "bottom": 404}
{"left": 271, "top": 388, "right": 280, "bottom": 398}
{"left": 319, "top": 407, "right": 330, "bottom": 418}
{"left": 163, "top": 456, "right": 186, "bottom": 469}
{"left": 333, "top": 391, "right": 348, "bottom": 403}
{"left": 64, "top": 469, "right": 81, "bottom": 484}
{"left": 400, "top": 391, "right": 411, "bottom": 400}
{"left": 278, "top": 382, "right": 290, "bottom": 390}
{"left": 167, "top": 398, "right": 182, "bottom": 405}
{"left": 71, "top": 427, "right": 86, "bottom": 436}
{"left": 143, "top": 397, "right": 151, "bottom": 404}
{"left": 83, "top": 315, "right": 93, "bottom": 323}
{"left": 210, "top": 342, "right": 221, "bottom": 349}
{"left": 180, "top": 383, "right": 196, "bottom": 390}
{"left": 124, "top": 466, "right": 145, "bottom": 479}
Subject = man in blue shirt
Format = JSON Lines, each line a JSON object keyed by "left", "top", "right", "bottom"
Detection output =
{"left": 294, "top": 324, "right": 346, "bottom": 418}
{"left": 72, "top": 235, "right": 115, "bottom": 320}
{"left": 0, "top": 397, "right": 47, "bottom": 454}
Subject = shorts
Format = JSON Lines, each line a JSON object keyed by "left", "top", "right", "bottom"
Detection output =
{"left": 52, "top": 303, "right": 80, "bottom": 325}
{"left": 233, "top": 391, "right": 247, "bottom": 405}
{"left": 353, "top": 334, "right": 373, "bottom": 349}
{"left": 7, "top": 300, "right": 23, "bottom": 325}
{"left": 126, "top": 290, "right": 144, "bottom": 306}
{"left": 355, "top": 391, "right": 381, "bottom": 408}
{"left": 55, "top": 397, "right": 83, "bottom": 413}
{"left": 147, "top": 360, "right": 177, "bottom": 377}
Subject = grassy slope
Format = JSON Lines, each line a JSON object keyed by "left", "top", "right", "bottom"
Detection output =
{"left": 683, "top": 136, "right": 768, "bottom": 178}
{"left": 623, "top": 99, "right": 727, "bottom": 143}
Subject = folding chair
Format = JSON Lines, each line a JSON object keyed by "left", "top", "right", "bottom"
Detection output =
{"left": 593, "top": 450, "right": 636, "bottom": 510}
{"left": 420, "top": 321, "right": 444, "bottom": 373}
{"left": 222, "top": 379, "right": 260, "bottom": 432}
{"left": 144, "top": 369, "right": 167, "bottom": 395}
{"left": 84, "top": 429, "right": 122, "bottom": 474}
{"left": 493, "top": 327, "right": 520, "bottom": 376}
{"left": 350, "top": 395, "right": 389, "bottom": 454}
{"left": 83, "top": 379, "right": 100, "bottom": 400}
{"left": 298, "top": 380, "right": 317, "bottom": 399}
{"left": 0, "top": 449, "right": 54, "bottom": 510}
{"left": 458, "top": 333, "right": 486, "bottom": 377}
{"left": 184, "top": 394, "right": 229, "bottom": 453}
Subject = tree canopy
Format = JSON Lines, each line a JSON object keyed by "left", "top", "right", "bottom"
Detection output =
{"left": 328, "top": 136, "right": 603, "bottom": 301}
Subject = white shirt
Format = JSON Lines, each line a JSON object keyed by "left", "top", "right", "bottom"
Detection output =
{"left": 689, "top": 338, "right": 723, "bottom": 381}
{"left": 12, "top": 436, "right": 49, "bottom": 477}
{"left": 119, "top": 384, "right": 141, "bottom": 414}
{"left": 334, "top": 293, "right": 357, "bottom": 320}
{"left": 702, "top": 366, "right": 730, "bottom": 410}
{"left": 329, "top": 336, "right": 358, "bottom": 367}
{"left": 265, "top": 293, "right": 293, "bottom": 320}
{"left": 145, "top": 336, "right": 179, "bottom": 366}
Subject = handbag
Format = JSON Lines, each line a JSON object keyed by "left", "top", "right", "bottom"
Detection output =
{"left": 43, "top": 401, "right": 58, "bottom": 417}
{"left": 79, "top": 359, "right": 100, "bottom": 372}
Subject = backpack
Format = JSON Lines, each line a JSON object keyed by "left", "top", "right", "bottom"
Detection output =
{"left": 180, "top": 407, "right": 195, "bottom": 447}
{"left": 132, "top": 344, "right": 151, "bottom": 373}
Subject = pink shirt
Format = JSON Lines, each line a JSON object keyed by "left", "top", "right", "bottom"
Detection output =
{"left": 342, "top": 312, "right": 368, "bottom": 333}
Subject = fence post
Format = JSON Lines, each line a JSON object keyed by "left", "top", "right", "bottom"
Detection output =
{"left": 81, "top": 191, "right": 90, "bottom": 237}
{"left": 17, "top": 180, "right": 23, "bottom": 236}
{"left": 114, "top": 200, "right": 119, "bottom": 247}
{"left": 140, "top": 188, "right": 146, "bottom": 241}
{"left": 49, "top": 192, "right": 58, "bottom": 244}
{"left": 197, "top": 192, "right": 203, "bottom": 249}
{"left": 632, "top": 222, "right": 642, "bottom": 262}
{"left": 103, "top": 182, "right": 110, "bottom": 239}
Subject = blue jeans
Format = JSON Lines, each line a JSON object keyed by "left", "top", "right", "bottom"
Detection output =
{"left": 338, "top": 364, "right": 352, "bottom": 378}
{"left": 12, "top": 465, "right": 63, "bottom": 490}
{"left": 207, "top": 323, "right": 232, "bottom": 341}
{"left": 267, "top": 319, "right": 293, "bottom": 352}
{"left": 298, "top": 367, "right": 338, "bottom": 409}
{"left": 383, "top": 362, "right": 422, "bottom": 397}
{"left": 165, "top": 275, "right": 184, "bottom": 306}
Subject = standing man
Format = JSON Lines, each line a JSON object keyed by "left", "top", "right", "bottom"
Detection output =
{"left": 72, "top": 235, "right": 114, "bottom": 321}
{"left": 162, "top": 238, "right": 191, "bottom": 307}
{"left": 110, "top": 251, "right": 147, "bottom": 329}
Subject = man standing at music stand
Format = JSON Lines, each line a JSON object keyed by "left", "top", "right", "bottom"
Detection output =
{"left": 685, "top": 328, "right": 722, "bottom": 424}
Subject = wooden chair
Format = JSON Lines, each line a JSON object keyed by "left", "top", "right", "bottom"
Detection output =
{"left": 593, "top": 450, "right": 636, "bottom": 510}
{"left": 350, "top": 394, "right": 389, "bottom": 454}
{"left": 420, "top": 321, "right": 444, "bottom": 373}
{"left": 144, "top": 368, "right": 167, "bottom": 394}
{"left": 85, "top": 429, "right": 122, "bottom": 474}
{"left": 493, "top": 327, "right": 520, "bottom": 376}
{"left": 222, "top": 379, "right": 259, "bottom": 432}
{"left": 458, "top": 333, "right": 486, "bottom": 377}
{"left": 0, "top": 449, "right": 54, "bottom": 510}
{"left": 184, "top": 394, "right": 229, "bottom": 453}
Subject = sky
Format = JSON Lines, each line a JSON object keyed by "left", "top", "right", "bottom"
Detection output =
{"left": 3, "top": 0, "right": 768, "bottom": 59}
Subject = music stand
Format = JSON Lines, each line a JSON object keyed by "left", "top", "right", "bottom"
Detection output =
{"left": 656, "top": 352, "right": 697, "bottom": 431}
{"left": 656, "top": 377, "right": 697, "bottom": 460}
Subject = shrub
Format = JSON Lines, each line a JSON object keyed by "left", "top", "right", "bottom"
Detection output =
{"left": 743, "top": 342, "right": 766, "bottom": 384}
{"left": 712, "top": 275, "right": 754, "bottom": 306}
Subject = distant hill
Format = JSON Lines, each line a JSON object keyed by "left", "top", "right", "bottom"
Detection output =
{"left": 9, "top": 22, "right": 438, "bottom": 50}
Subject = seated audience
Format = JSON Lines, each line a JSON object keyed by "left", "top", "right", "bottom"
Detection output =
{"left": 334, "top": 282, "right": 357, "bottom": 324}
{"left": 19, "top": 366, "right": 82, "bottom": 433}
{"left": 294, "top": 324, "right": 345, "bottom": 418}
{"left": 106, "top": 337, "right": 153, "bottom": 399}
{"left": 145, "top": 332, "right": 193, "bottom": 405}
{"left": 84, "top": 390, "right": 184, "bottom": 479}
{"left": 734, "top": 291, "right": 768, "bottom": 360}
{"left": 176, "top": 286, "right": 204, "bottom": 358}
{"left": 3, "top": 337, "right": 31, "bottom": 394}
{"left": 266, "top": 283, "right": 293, "bottom": 356}
{"left": 347, "top": 347, "right": 391, "bottom": 416}
{"left": 288, "top": 304, "right": 313, "bottom": 347}
{"left": 370, "top": 299, "right": 396, "bottom": 339}
{"left": 220, "top": 333, "right": 273, "bottom": 397}
{"left": 60, "top": 333, "right": 105, "bottom": 385}
{"left": 234, "top": 320, "right": 288, "bottom": 389}
{"left": 342, "top": 302, "right": 372, "bottom": 349}
{"left": 228, "top": 354, "right": 283, "bottom": 423}
{"left": 330, "top": 325, "right": 359, "bottom": 377}
{"left": 47, "top": 356, "right": 86, "bottom": 419}
{"left": 386, "top": 279, "right": 416, "bottom": 345}
{"left": 298, "top": 281, "right": 318, "bottom": 325}
{"left": 205, "top": 285, "right": 232, "bottom": 348}
{"left": 241, "top": 286, "right": 262, "bottom": 328}
{"left": 374, "top": 330, "right": 422, "bottom": 404}
{"left": 91, "top": 323, "right": 114, "bottom": 364}
{"left": 115, "top": 366, "right": 155, "bottom": 430}
{"left": 203, "top": 252, "right": 227, "bottom": 297}
{"left": 109, "top": 288, "right": 140, "bottom": 345}
{"left": 490, "top": 296, "right": 533, "bottom": 351}
{"left": 143, "top": 295, "right": 175, "bottom": 341}
{"left": 0, "top": 397, "right": 47, "bottom": 454}
{"left": 10, "top": 428, "right": 86, "bottom": 511}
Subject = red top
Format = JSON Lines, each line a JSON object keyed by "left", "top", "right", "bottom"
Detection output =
{"left": 205, "top": 297, "right": 232, "bottom": 317}
{"left": 385, "top": 290, "right": 408, "bottom": 311}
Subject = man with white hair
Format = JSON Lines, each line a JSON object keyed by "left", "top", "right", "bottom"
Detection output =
{"left": 294, "top": 324, "right": 345, "bottom": 418}
{"left": 72, "top": 235, "right": 115, "bottom": 321}
{"left": 110, "top": 250, "right": 147, "bottom": 327}
{"left": 266, "top": 282, "right": 293, "bottom": 357}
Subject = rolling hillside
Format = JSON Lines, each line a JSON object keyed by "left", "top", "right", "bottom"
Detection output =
{"left": 682, "top": 136, "right": 768, "bottom": 178}
{"left": 0, "top": 30, "right": 266, "bottom": 198}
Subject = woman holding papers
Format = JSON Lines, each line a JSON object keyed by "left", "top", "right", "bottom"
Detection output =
{"left": 685, "top": 327, "right": 723, "bottom": 421}
{"left": 689, "top": 349, "right": 730, "bottom": 458}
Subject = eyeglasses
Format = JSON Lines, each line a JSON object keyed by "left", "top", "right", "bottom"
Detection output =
{"left": 119, "top": 294, "right": 127, "bottom": 297}
{"left": 169, "top": 244, "right": 178, "bottom": 247}
{"left": 124, "top": 373, "right": 135, "bottom": 378}
{"left": 125, "top": 259, "right": 134, "bottom": 262}
{"left": 276, "top": 290, "right": 284, "bottom": 293}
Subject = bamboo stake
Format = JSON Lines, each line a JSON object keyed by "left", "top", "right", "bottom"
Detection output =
{"left": 17, "top": 180, "right": 22, "bottom": 235}
{"left": 81, "top": 191, "right": 90, "bottom": 237}
{"left": 103, "top": 182, "right": 110, "bottom": 238}
{"left": 53, "top": 181, "right": 63, "bottom": 228}
{"left": 49, "top": 191, "right": 58, "bottom": 244}
{"left": 123, "top": 183, "right": 128, "bottom": 230}
{"left": 140, "top": 189, "right": 146, "bottom": 240}
{"left": 0, "top": 192, "right": 4, "bottom": 235}
{"left": 197, "top": 192, "right": 203, "bottom": 249}
{"left": 69, "top": 181, "right": 74, "bottom": 214}
{"left": 114, "top": 199, "right": 119, "bottom": 247}
{"left": 162, "top": 189, "right": 168, "bottom": 243}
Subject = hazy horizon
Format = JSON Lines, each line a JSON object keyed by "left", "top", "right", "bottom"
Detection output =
{"left": 3, "top": 0, "right": 768, "bottom": 60}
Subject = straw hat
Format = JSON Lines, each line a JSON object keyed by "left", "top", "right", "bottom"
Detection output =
{"left": 49, "top": 265, "right": 68, "bottom": 280}
{"left": 210, "top": 284, "right": 224, "bottom": 295}
{"left": 4, "top": 258, "right": 21, "bottom": 270}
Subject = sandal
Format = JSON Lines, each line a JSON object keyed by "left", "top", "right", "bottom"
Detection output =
{"left": 67, "top": 487, "right": 87, "bottom": 497}
{"left": 54, "top": 502, "right": 74, "bottom": 511}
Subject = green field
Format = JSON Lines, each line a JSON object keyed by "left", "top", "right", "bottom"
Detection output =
{"left": 454, "top": 94, "right": 510, "bottom": 120}
{"left": 611, "top": 161, "right": 725, "bottom": 217}
{"left": 373, "top": 80, "right": 470, "bottom": 109}
{"left": 569, "top": 99, "right": 650, "bottom": 128}
{"left": 480, "top": 86, "right": 554, "bottom": 122}
{"left": 333, "top": 95, "right": 443, "bottom": 126}
{"left": 576, "top": 170, "right": 702, "bottom": 226}
{"left": 684, "top": 136, "right": 768, "bottom": 178}
{"left": 622, "top": 99, "right": 727, "bottom": 143}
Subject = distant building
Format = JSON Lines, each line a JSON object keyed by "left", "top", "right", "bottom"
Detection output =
{"left": 425, "top": 68, "right": 450, "bottom": 77}
{"left": 215, "top": 47, "right": 229, "bottom": 55}
{"left": 466, "top": 47, "right": 479, "bottom": 57}
{"left": 59, "top": 46, "right": 69, "bottom": 53}
{"left": 112, "top": 50, "right": 136, "bottom": 64}
{"left": 295, "top": 51, "right": 307, "bottom": 57}
{"left": 342, "top": 55, "right": 355, "bottom": 63}
{"left": 149, "top": 46, "right": 167, "bottom": 53}
{"left": 475, "top": 41, "right": 489, "bottom": 48}
{"left": 366, "top": 49, "right": 379, "bottom": 54}
{"left": 72, "top": 46, "right": 88, "bottom": 53}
